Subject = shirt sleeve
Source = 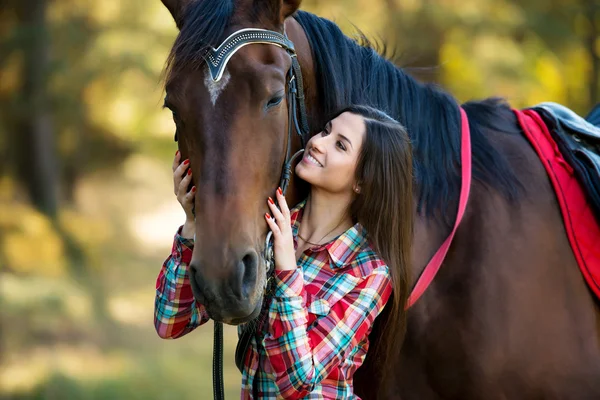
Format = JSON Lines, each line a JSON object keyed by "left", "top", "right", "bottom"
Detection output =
{"left": 154, "top": 227, "right": 210, "bottom": 339}
{"left": 262, "top": 263, "right": 392, "bottom": 399}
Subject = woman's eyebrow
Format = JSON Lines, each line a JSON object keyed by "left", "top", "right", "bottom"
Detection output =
{"left": 329, "top": 120, "right": 353, "bottom": 150}
{"left": 337, "top": 133, "right": 353, "bottom": 149}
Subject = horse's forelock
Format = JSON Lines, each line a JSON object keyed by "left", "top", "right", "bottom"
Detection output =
{"left": 165, "top": 0, "right": 235, "bottom": 85}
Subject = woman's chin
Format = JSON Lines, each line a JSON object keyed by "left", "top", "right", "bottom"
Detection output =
{"left": 295, "top": 165, "right": 313, "bottom": 184}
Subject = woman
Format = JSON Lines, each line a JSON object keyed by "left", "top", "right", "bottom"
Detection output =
{"left": 155, "top": 105, "right": 413, "bottom": 399}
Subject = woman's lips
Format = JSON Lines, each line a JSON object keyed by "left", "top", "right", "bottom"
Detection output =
{"left": 303, "top": 152, "right": 323, "bottom": 167}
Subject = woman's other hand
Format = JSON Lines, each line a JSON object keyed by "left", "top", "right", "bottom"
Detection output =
{"left": 265, "top": 188, "right": 297, "bottom": 271}
{"left": 173, "top": 151, "right": 196, "bottom": 239}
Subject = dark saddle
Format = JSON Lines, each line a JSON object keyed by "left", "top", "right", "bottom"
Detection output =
{"left": 531, "top": 102, "right": 600, "bottom": 221}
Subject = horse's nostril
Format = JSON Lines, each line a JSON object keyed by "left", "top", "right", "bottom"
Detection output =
{"left": 240, "top": 250, "right": 258, "bottom": 298}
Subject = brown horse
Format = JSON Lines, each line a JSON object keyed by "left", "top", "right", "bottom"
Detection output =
{"left": 159, "top": 0, "right": 600, "bottom": 398}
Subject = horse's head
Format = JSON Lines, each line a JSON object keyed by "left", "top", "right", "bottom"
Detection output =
{"left": 161, "top": 0, "right": 306, "bottom": 324}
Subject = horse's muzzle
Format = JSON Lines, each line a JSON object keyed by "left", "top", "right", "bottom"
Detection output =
{"left": 188, "top": 249, "right": 263, "bottom": 324}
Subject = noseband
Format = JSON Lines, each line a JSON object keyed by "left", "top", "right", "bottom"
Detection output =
{"left": 193, "top": 28, "right": 310, "bottom": 399}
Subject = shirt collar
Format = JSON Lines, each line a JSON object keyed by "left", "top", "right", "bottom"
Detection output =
{"left": 290, "top": 199, "right": 368, "bottom": 269}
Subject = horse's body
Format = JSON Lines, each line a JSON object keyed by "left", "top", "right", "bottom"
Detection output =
{"left": 160, "top": 0, "right": 600, "bottom": 397}
{"left": 380, "top": 104, "right": 600, "bottom": 399}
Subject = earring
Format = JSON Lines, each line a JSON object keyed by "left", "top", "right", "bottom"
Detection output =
{"left": 354, "top": 187, "right": 360, "bottom": 193}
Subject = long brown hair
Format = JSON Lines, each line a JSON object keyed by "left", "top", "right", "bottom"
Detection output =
{"left": 333, "top": 105, "right": 413, "bottom": 388}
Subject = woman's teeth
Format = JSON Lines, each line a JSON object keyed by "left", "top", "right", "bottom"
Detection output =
{"left": 306, "top": 154, "right": 323, "bottom": 167}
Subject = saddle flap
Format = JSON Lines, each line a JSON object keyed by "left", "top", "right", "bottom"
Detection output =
{"left": 535, "top": 102, "right": 600, "bottom": 142}
{"left": 532, "top": 103, "right": 600, "bottom": 222}
{"left": 574, "top": 149, "right": 600, "bottom": 199}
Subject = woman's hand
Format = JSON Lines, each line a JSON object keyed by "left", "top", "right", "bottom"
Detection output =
{"left": 265, "top": 188, "right": 297, "bottom": 271}
{"left": 173, "top": 151, "right": 196, "bottom": 239}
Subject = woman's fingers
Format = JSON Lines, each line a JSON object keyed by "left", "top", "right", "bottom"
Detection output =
{"left": 275, "top": 187, "right": 290, "bottom": 219}
{"left": 178, "top": 167, "right": 193, "bottom": 193}
{"left": 177, "top": 180, "right": 195, "bottom": 214}
{"left": 264, "top": 213, "right": 280, "bottom": 235}
{"left": 172, "top": 150, "right": 181, "bottom": 172}
{"left": 173, "top": 158, "right": 190, "bottom": 194}
{"left": 267, "top": 197, "right": 285, "bottom": 226}
{"left": 184, "top": 186, "right": 196, "bottom": 204}
{"left": 172, "top": 153, "right": 195, "bottom": 220}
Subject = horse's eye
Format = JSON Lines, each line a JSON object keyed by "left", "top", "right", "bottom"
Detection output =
{"left": 266, "top": 95, "right": 284, "bottom": 109}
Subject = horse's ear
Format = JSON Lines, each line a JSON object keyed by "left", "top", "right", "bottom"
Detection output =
{"left": 161, "top": 0, "right": 194, "bottom": 29}
{"left": 281, "top": 0, "right": 302, "bottom": 20}
{"left": 265, "top": 0, "right": 301, "bottom": 25}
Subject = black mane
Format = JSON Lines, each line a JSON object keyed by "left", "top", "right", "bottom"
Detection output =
{"left": 294, "top": 10, "right": 521, "bottom": 221}
{"left": 165, "top": 2, "right": 521, "bottom": 222}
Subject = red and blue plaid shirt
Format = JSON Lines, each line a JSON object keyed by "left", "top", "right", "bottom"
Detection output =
{"left": 155, "top": 200, "right": 392, "bottom": 399}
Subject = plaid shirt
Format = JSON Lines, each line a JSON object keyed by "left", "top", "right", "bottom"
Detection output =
{"left": 155, "top": 200, "right": 392, "bottom": 399}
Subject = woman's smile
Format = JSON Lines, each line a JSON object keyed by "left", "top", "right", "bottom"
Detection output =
{"left": 302, "top": 151, "right": 323, "bottom": 167}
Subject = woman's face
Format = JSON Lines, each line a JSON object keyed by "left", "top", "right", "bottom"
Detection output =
{"left": 295, "top": 111, "right": 366, "bottom": 194}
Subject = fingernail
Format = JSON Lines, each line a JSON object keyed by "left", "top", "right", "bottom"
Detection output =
{"left": 265, "top": 213, "right": 271, "bottom": 219}
{"left": 268, "top": 197, "right": 274, "bottom": 205}
{"left": 183, "top": 159, "right": 190, "bottom": 165}
{"left": 277, "top": 187, "right": 282, "bottom": 196}
{"left": 187, "top": 169, "right": 192, "bottom": 175}
{"left": 191, "top": 186, "right": 196, "bottom": 193}
{"left": 176, "top": 150, "right": 180, "bottom": 156}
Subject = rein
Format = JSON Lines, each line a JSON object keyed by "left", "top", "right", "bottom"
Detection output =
{"left": 189, "top": 27, "right": 309, "bottom": 400}
{"left": 406, "top": 107, "right": 472, "bottom": 308}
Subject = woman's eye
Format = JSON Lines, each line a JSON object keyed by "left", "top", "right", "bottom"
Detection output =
{"left": 266, "top": 96, "right": 283, "bottom": 109}
{"left": 336, "top": 141, "right": 346, "bottom": 150}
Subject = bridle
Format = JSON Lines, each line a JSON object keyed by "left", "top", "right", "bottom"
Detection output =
{"left": 202, "top": 26, "right": 309, "bottom": 271}
{"left": 173, "top": 27, "right": 310, "bottom": 400}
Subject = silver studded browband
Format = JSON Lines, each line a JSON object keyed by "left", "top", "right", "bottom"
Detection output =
{"left": 205, "top": 28, "right": 296, "bottom": 82}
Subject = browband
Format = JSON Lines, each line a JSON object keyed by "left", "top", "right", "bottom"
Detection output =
{"left": 205, "top": 28, "right": 296, "bottom": 82}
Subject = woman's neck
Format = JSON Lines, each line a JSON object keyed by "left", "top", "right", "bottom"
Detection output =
{"left": 299, "top": 188, "right": 354, "bottom": 244}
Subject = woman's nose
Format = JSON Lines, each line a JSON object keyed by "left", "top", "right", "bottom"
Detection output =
{"left": 311, "top": 135, "right": 326, "bottom": 153}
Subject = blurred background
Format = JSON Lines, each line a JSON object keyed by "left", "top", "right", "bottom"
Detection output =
{"left": 0, "top": 0, "right": 598, "bottom": 398}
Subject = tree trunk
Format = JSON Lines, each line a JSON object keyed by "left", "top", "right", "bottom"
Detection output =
{"left": 16, "top": 0, "right": 59, "bottom": 218}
